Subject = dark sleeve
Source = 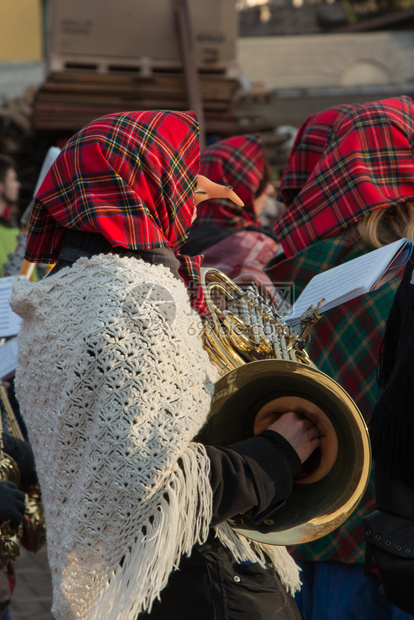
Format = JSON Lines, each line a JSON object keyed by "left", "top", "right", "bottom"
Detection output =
{"left": 2, "top": 433, "right": 37, "bottom": 486}
{"left": 371, "top": 258, "right": 414, "bottom": 488}
{"left": 0, "top": 481, "right": 26, "bottom": 529}
{"left": 206, "top": 429, "right": 301, "bottom": 526}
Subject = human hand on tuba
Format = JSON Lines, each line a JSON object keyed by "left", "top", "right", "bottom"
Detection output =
{"left": 253, "top": 396, "right": 325, "bottom": 464}
{"left": 267, "top": 411, "right": 321, "bottom": 463}
{"left": 253, "top": 395, "right": 339, "bottom": 482}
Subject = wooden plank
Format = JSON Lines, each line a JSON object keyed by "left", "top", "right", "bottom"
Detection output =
{"left": 34, "top": 55, "right": 240, "bottom": 136}
{"left": 39, "top": 80, "right": 239, "bottom": 102}
{"left": 47, "top": 52, "right": 235, "bottom": 76}
{"left": 39, "top": 71, "right": 239, "bottom": 98}
{"left": 47, "top": 70, "right": 239, "bottom": 86}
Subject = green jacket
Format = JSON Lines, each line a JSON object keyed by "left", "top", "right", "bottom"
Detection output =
{"left": 0, "top": 224, "right": 19, "bottom": 275}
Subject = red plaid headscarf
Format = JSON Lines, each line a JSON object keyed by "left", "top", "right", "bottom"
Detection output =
{"left": 275, "top": 96, "right": 414, "bottom": 257}
{"left": 192, "top": 134, "right": 264, "bottom": 230}
{"left": 25, "top": 110, "right": 205, "bottom": 309}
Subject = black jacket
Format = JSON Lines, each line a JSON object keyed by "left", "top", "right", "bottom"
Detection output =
{"left": 140, "top": 432, "right": 302, "bottom": 619}
{"left": 140, "top": 533, "right": 302, "bottom": 620}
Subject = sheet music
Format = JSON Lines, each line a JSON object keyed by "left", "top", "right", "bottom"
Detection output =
{"left": 33, "top": 146, "right": 61, "bottom": 196}
{"left": 0, "top": 337, "right": 18, "bottom": 378}
{"left": 0, "top": 276, "right": 23, "bottom": 338}
{"left": 285, "top": 238, "right": 412, "bottom": 324}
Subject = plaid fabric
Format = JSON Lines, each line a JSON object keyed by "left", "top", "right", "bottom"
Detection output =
{"left": 275, "top": 97, "right": 414, "bottom": 257}
{"left": 192, "top": 134, "right": 264, "bottom": 230}
{"left": 201, "top": 229, "right": 280, "bottom": 301}
{"left": 24, "top": 110, "right": 207, "bottom": 312}
{"left": 265, "top": 233, "right": 403, "bottom": 563}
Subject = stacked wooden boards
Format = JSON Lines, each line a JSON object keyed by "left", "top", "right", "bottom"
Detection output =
{"left": 33, "top": 69, "right": 241, "bottom": 137}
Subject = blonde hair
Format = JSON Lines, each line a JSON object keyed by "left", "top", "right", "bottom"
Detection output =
{"left": 355, "top": 202, "right": 414, "bottom": 248}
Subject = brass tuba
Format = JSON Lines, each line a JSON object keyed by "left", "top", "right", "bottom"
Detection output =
{"left": 0, "top": 384, "right": 46, "bottom": 565}
{"left": 198, "top": 267, "right": 371, "bottom": 546}
{"left": 0, "top": 419, "right": 21, "bottom": 568}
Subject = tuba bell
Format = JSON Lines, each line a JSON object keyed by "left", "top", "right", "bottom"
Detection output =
{"left": 198, "top": 267, "right": 371, "bottom": 546}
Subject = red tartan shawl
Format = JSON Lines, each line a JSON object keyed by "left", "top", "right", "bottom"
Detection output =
{"left": 192, "top": 134, "right": 264, "bottom": 230}
{"left": 24, "top": 110, "right": 205, "bottom": 309}
{"left": 275, "top": 96, "right": 414, "bottom": 257}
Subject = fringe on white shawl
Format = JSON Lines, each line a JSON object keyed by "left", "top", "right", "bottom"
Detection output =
{"left": 215, "top": 522, "right": 301, "bottom": 596}
{"left": 83, "top": 442, "right": 300, "bottom": 620}
{"left": 85, "top": 443, "right": 212, "bottom": 620}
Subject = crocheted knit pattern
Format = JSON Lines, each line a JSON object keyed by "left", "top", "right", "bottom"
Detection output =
{"left": 11, "top": 254, "right": 299, "bottom": 618}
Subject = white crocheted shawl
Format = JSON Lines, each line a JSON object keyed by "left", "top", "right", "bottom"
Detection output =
{"left": 11, "top": 254, "right": 299, "bottom": 619}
